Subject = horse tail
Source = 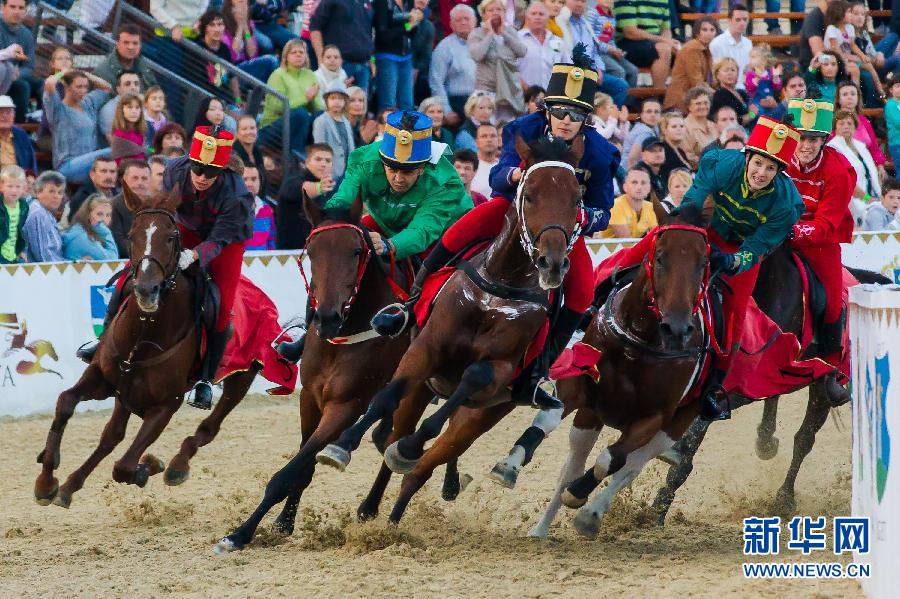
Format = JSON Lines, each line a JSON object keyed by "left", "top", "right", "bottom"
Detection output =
{"left": 845, "top": 266, "right": 893, "bottom": 285}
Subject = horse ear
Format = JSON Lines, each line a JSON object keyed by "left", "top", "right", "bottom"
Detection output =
{"left": 514, "top": 135, "right": 531, "bottom": 167}
{"left": 651, "top": 192, "right": 672, "bottom": 225}
{"left": 567, "top": 134, "right": 585, "bottom": 167}
{"left": 122, "top": 181, "right": 143, "bottom": 213}
{"left": 701, "top": 194, "right": 715, "bottom": 228}
{"left": 303, "top": 188, "right": 324, "bottom": 226}
{"left": 160, "top": 182, "right": 182, "bottom": 212}
{"left": 348, "top": 191, "right": 363, "bottom": 223}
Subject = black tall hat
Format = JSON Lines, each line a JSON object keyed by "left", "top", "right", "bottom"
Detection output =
{"left": 543, "top": 43, "right": 599, "bottom": 112}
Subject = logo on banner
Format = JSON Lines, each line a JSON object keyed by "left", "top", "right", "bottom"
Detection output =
{"left": 865, "top": 352, "right": 891, "bottom": 502}
{"left": 0, "top": 313, "right": 61, "bottom": 384}
{"left": 90, "top": 285, "right": 115, "bottom": 337}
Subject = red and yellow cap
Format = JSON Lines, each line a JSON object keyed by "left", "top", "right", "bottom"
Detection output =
{"left": 745, "top": 116, "right": 801, "bottom": 167}
{"left": 189, "top": 125, "right": 235, "bottom": 168}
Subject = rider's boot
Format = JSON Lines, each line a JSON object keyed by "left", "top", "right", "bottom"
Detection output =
{"left": 76, "top": 284, "right": 124, "bottom": 363}
{"left": 818, "top": 309, "right": 850, "bottom": 408}
{"left": 699, "top": 365, "right": 731, "bottom": 422}
{"left": 511, "top": 306, "right": 583, "bottom": 411}
{"left": 276, "top": 298, "right": 315, "bottom": 363}
{"left": 188, "top": 326, "right": 232, "bottom": 410}
{"left": 371, "top": 241, "right": 455, "bottom": 337}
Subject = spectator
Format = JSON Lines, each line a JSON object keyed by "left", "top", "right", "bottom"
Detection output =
{"left": 192, "top": 96, "right": 238, "bottom": 134}
{"left": 149, "top": 0, "right": 208, "bottom": 43}
{"left": 836, "top": 80, "right": 886, "bottom": 179}
{"left": 312, "top": 81, "right": 355, "bottom": 177}
{"left": 805, "top": 51, "right": 848, "bottom": 103}
{"left": 471, "top": 122, "right": 500, "bottom": 198}
{"left": 592, "top": 0, "right": 638, "bottom": 87}
{"left": 1, "top": 0, "right": 38, "bottom": 123}
{"left": 261, "top": 39, "right": 325, "bottom": 158}
{"left": 419, "top": 96, "right": 455, "bottom": 147}
{"left": 800, "top": 0, "right": 831, "bottom": 68}
{"left": 468, "top": 0, "right": 528, "bottom": 120}
{"left": 543, "top": 0, "right": 568, "bottom": 38}
{"left": 702, "top": 123, "right": 749, "bottom": 158}
{"left": 148, "top": 155, "right": 167, "bottom": 195}
{"left": 252, "top": 0, "right": 299, "bottom": 54}
{"left": 658, "top": 112, "right": 693, "bottom": 181}
{"left": 613, "top": 0, "right": 676, "bottom": 89}
{"left": 221, "top": 0, "right": 280, "bottom": 84}
{"left": 43, "top": 70, "right": 113, "bottom": 185}
{"left": 452, "top": 148, "right": 488, "bottom": 205}
{"left": 634, "top": 136, "right": 666, "bottom": 199}
{"left": 851, "top": 3, "right": 900, "bottom": 77}
{"left": 709, "top": 4, "right": 752, "bottom": 90}
{"left": 771, "top": 70, "right": 808, "bottom": 121}
{"left": 93, "top": 25, "right": 159, "bottom": 90}
{"left": 828, "top": 109, "right": 881, "bottom": 225}
{"left": 310, "top": 0, "right": 375, "bottom": 93}
{"left": 663, "top": 16, "right": 716, "bottom": 112}
{"left": 109, "top": 93, "right": 149, "bottom": 165}
{"left": 233, "top": 114, "right": 267, "bottom": 195}
{"left": 411, "top": 0, "right": 436, "bottom": 104}
{"left": 300, "top": 0, "right": 323, "bottom": 68}
{"left": 195, "top": 9, "right": 243, "bottom": 104}
{"left": 455, "top": 91, "right": 496, "bottom": 152}
{"left": 524, "top": 84, "right": 546, "bottom": 113}
{"left": 886, "top": 71, "right": 900, "bottom": 166}
{"left": 0, "top": 94, "right": 33, "bottom": 172}
{"left": 110, "top": 159, "right": 152, "bottom": 258}
{"left": 68, "top": 156, "right": 118, "bottom": 218}
{"left": 347, "top": 85, "right": 378, "bottom": 147}
{"left": 22, "top": 171, "right": 66, "bottom": 262}
{"left": 661, "top": 167, "right": 692, "bottom": 213}
{"left": 518, "top": 2, "right": 569, "bottom": 90}
{"left": 745, "top": 44, "right": 783, "bottom": 121}
{"left": 276, "top": 143, "right": 335, "bottom": 248}
{"left": 602, "top": 166, "right": 657, "bottom": 238}
{"left": 622, "top": 98, "right": 660, "bottom": 168}
{"left": 151, "top": 122, "right": 188, "bottom": 155}
{"left": 430, "top": 4, "right": 477, "bottom": 123}
{"left": 762, "top": 0, "right": 806, "bottom": 35}
{"left": 243, "top": 164, "right": 277, "bottom": 250}
{"left": 682, "top": 85, "right": 717, "bottom": 165}
{"left": 79, "top": 0, "right": 117, "bottom": 30}
{"left": 98, "top": 69, "right": 143, "bottom": 138}
{"left": 373, "top": 0, "right": 422, "bottom": 111}
{"left": 143, "top": 86, "right": 168, "bottom": 144}
{"left": 592, "top": 91, "right": 629, "bottom": 148}
{"left": 863, "top": 177, "right": 900, "bottom": 230}
{"left": 62, "top": 194, "right": 118, "bottom": 261}
{"left": 710, "top": 57, "right": 752, "bottom": 127}
{"left": 374, "top": 106, "right": 395, "bottom": 141}
{"left": 314, "top": 45, "right": 349, "bottom": 103}
{"left": 824, "top": 0, "right": 873, "bottom": 92}
{"left": 0, "top": 164, "right": 27, "bottom": 263}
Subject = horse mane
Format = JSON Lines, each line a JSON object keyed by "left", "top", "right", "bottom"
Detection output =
{"left": 528, "top": 137, "right": 573, "bottom": 164}
{"left": 321, "top": 207, "right": 360, "bottom": 224}
{"left": 674, "top": 202, "right": 707, "bottom": 228}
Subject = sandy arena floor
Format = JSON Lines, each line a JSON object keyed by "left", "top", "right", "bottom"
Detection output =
{"left": 0, "top": 391, "right": 862, "bottom": 598}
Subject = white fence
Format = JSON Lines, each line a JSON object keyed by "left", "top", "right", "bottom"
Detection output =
{"left": 1, "top": 232, "right": 899, "bottom": 417}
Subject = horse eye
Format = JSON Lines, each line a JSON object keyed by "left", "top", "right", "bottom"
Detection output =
{"left": 353, "top": 248, "right": 362, "bottom": 257}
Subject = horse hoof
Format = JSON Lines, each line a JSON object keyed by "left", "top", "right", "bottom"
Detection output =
{"left": 316, "top": 445, "right": 350, "bottom": 471}
{"left": 527, "top": 524, "right": 549, "bottom": 539}
{"left": 164, "top": 467, "right": 189, "bottom": 486}
{"left": 271, "top": 519, "right": 294, "bottom": 537}
{"left": 573, "top": 509, "right": 600, "bottom": 539}
{"left": 755, "top": 436, "right": 780, "bottom": 461}
{"left": 384, "top": 441, "right": 418, "bottom": 474}
{"left": 140, "top": 454, "right": 166, "bottom": 476}
{"left": 357, "top": 507, "right": 378, "bottom": 522}
{"left": 52, "top": 491, "right": 72, "bottom": 509}
{"left": 656, "top": 447, "right": 682, "bottom": 466}
{"left": 560, "top": 488, "right": 587, "bottom": 509}
{"left": 34, "top": 479, "right": 59, "bottom": 506}
{"left": 488, "top": 462, "right": 519, "bottom": 489}
{"left": 213, "top": 536, "right": 241, "bottom": 555}
{"left": 772, "top": 489, "right": 796, "bottom": 516}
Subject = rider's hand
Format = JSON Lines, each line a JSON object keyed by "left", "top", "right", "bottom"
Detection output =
{"left": 511, "top": 168, "right": 523, "bottom": 183}
{"left": 710, "top": 249, "right": 739, "bottom": 276}
{"left": 369, "top": 231, "right": 386, "bottom": 254}
{"left": 178, "top": 249, "right": 198, "bottom": 270}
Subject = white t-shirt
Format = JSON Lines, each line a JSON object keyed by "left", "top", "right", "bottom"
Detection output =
{"left": 471, "top": 158, "right": 498, "bottom": 199}
{"left": 824, "top": 24, "right": 854, "bottom": 55}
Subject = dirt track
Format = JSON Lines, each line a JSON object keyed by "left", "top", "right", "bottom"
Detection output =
{"left": 0, "top": 392, "right": 862, "bottom": 598}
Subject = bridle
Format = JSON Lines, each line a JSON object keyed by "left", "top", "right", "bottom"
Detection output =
{"left": 130, "top": 208, "right": 182, "bottom": 294}
{"left": 644, "top": 224, "right": 710, "bottom": 320}
{"left": 515, "top": 160, "right": 582, "bottom": 264}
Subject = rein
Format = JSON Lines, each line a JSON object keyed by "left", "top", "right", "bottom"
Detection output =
{"left": 515, "top": 160, "right": 582, "bottom": 264}
{"left": 644, "top": 224, "right": 710, "bottom": 319}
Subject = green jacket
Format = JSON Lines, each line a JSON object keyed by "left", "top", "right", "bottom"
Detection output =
{"left": 0, "top": 197, "right": 28, "bottom": 260}
{"left": 261, "top": 66, "right": 326, "bottom": 128}
{"left": 682, "top": 148, "right": 803, "bottom": 273}
{"left": 326, "top": 142, "right": 473, "bottom": 259}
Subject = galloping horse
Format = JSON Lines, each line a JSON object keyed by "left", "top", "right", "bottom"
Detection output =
{"left": 216, "top": 196, "right": 430, "bottom": 553}
{"left": 34, "top": 185, "right": 260, "bottom": 508}
{"left": 313, "top": 136, "right": 585, "bottom": 524}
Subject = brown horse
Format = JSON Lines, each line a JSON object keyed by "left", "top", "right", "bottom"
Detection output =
{"left": 33, "top": 185, "right": 259, "bottom": 508}
{"left": 314, "top": 136, "right": 584, "bottom": 524}
{"left": 215, "top": 196, "right": 427, "bottom": 553}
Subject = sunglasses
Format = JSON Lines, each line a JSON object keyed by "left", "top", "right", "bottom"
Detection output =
{"left": 190, "top": 162, "right": 222, "bottom": 178}
{"left": 547, "top": 106, "right": 588, "bottom": 123}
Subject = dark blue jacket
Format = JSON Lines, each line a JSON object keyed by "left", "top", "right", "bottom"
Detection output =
{"left": 488, "top": 112, "right": 620, "bottom": 236}
{"left": 11, "top": 126, "right": 37, "bottom": 173}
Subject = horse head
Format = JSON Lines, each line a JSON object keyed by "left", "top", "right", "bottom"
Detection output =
{"left": 645, "top": 196, "right": 712, "bottom": 350}
{"left": 125, "top": 182, "right": 183, "bottom": 314}
{"left": 513, "top": 135, "right": 584, "bottom": 290}
{"left": 302, "top": 192, "right": 367, "bottom": 340}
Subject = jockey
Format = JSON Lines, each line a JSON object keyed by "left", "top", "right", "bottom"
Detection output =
{"left": 77, "top": 125, "right": 254, "bottom": 411}
{"left": 371, "top": 43, "right": 621, "bottom": 411}
{"left": 785, "top": 97, "right": 855, "bottom": 406}
{"left": 275, "top": 110, "right": 473, "bottom": 361}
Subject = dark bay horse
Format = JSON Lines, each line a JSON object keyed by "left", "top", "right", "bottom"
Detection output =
{"left": 313, "top": 136, "right": 585, "bottom": 524}
{"left": 215, "top": 195, "right": 428, "bottom": 553}
{"left": 34, "top": 185, "right": 260, "bottom": 508}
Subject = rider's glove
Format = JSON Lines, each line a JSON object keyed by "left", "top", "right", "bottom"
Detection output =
{"left": 178, "top": 249, "right": 197, "bottom": 270}
{"left": 710, "top": 249, "right": 740, "bottom": 276}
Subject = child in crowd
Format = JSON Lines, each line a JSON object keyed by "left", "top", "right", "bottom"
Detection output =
{"left": 593, "top": 92, "right": 629, "bottom": 149}
{"left": 315, "top": 44, "right": 350, "bottom": 103}
{"left": 745, "top": 44, "right": 782, "bottom": 119}
{"left": 885, "top": 71, "right": 900, "bottom": 166}
{"left": 194, "top": 96, "right": 238, "bottom": 133}
{"left": 143, "top": 86, "right": 168, "bottom": 143}
{"left": 0, "top": 165, "right": 29, "bottom": 264}
{"left": 593, "top": 0, "right": 639, "bottom": 87}
{"left": 62, "top": 193, "right": 118, "bottom": 260}
{"left": 824, "top": 0, "right": 884, "bottom": 97}
{"left": 276, "top": 143, "right": 335, "bottom": 249}
{"left": 863, "top": 177, "right": 900, "bottom": 230}
{"left": 524, "top": 85, "right": 545, "bottom": 114}
{"left": 109, "top": 93, "right": 148, "bottom": 164}
{"left": 242, "top": 165, "right": 277, "bottom": 251}
{"left": 312, "top": 81, "right": 355, "bottom": 177}
{"left": 662, "top": 168, "right": 692, "bottom": 213}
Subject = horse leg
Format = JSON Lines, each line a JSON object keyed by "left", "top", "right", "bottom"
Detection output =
{"left": 388, "top": 402, "right": 514, "bottom": 524}
{"left": 52, "top": 400, "right": 131, "bottom": 509}
{"left": 773, "top": 382, "right": 830, "bottom": 514}
{"left": 111, "top": 405, "right": 176, "bottom": 487}
{"left": 165, "top": 367, "right": 259, "bottom": 486}
{"left": 756, "top": 396, "right": 781, "bottom": 460}
{"left": 216, "top": 400, "right": 359, "bottom": 553}
{"left": 442, "top": 458, "right": 469, "bottom": 501}
{"left": 651, "top": 417, "right": 712, "bottom": 525}
{"left": 489, "top": 406, "right": 565, "bottom": 490}
{"left": 35, "top": 365, "right": 111, "bottom": 504}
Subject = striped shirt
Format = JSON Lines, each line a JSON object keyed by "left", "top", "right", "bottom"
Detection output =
{"left": 614, "top": 0, "right": 669, "bottom": 38}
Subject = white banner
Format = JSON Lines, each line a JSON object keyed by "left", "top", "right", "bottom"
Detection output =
{"left": 850, "top": 284, "right": 900, "bottom": 599}
{"left": 1, "top": 232, "right": 898, "bottom": 417}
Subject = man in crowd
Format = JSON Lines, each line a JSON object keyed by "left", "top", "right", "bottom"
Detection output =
{"left": 518, "top": 2, "right": 567, "bottom": 90}
{"left": 1, "top": 0, "right": 38, "bottom": 123}
{"left": 68, "top": 156, "right": 118, "bottom": 218}
{"left": 623, "top": 99, "right": 661, "bottom": 167}
{"left": 603, "top": 166, "right": 657, "bottom": 238}
{"left": 148, "top": 155, "right": 167, "bottom": 195}
{"left": 429, "top": 4, "right": 477, "bottom": 125}
{"left": 634, "top": 136, "right": 666, "bottom": 200}
{"left": 471, "top": 123, "right": 499, "bottom": 198}
{"left": 0, "top": 94, "right": 35, "bottom": 171}
{"left": 22, "top": 171, "right": 66, "bottom": 262}
{"left": 799, "top": 0, "right": 831, "bottom": 68}
{"left": 309, "top": 0, "right": 376, "bottom": 93}
{"left": 613, "top": 0, "right": 677, "bottom": 89}
{"left": 98, "top": 69, "right": 143, "bottom": 137}
{"left": 110, "top": 159, "right": 152, "bottom": 258}
{"left": 709, "top": 4, "right": 752, "bottom": 88}
{"left": 94, "top": 25, "right": 159, "bottom": 89}
{"left": 452, "top": 149, "right": 488, "bottom": 206}
{"left": 712, "top": 105, "right": 740, "bottom": 139}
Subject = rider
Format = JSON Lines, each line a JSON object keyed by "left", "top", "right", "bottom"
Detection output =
{"left": 274, "top": 110, "right": 473, "bottom": 361}
{"left": 784, "top": 96, "right": 855, "bottom": 406}
{"left": 372, "top": 44, "right": 621, "bottom": 411}
{"left": 77, "top": 125, "right": 254, "bottom": 411}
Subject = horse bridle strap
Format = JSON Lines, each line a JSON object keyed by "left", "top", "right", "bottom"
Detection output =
{"left": 644, "top": 224, "right": 710, "bottom": 319}
{"left": 457, "top": 259, "right": 551, "bottom": 308}
{"left": 515, "top": 160, "right": 582, "bottom": 261}
{"left": 130, "top": 207, "right": 182, "bottom": 293}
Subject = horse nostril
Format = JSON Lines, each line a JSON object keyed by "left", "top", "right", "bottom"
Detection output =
{"left": 561, "top": 257, "right": 570, "bottom": 271}
{"left": 684, "top": 323, "right": 695, "bottom": 336}
{"left": 660, "top": 322, "right": 674, "bottom": 337}
{"left": 536, "top": 255, "right": 551, "bottom": 270}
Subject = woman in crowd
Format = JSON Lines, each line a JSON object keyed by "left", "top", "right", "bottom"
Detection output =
{"left": 419, "top": 96, "right": 455, "bottom": 148}
{"left": 62, "top": 194, "right": 118, "bottom": 261}
{"left": 682, "top": 85, "right": 718, "bottom": 165}
{"left": 192, "top": 96, "right": 238, "bottom": 134}
{"left": 664, "top": 16, "right": 717, "bottom": 113}
{"left": 454, "top": 91, "right": 496, "bottom": 152}
{"left": 542, "top": 0, "right": 568, "bottom": 38}
{"left": 805, "top": 51, "right": 849, "bottom": 103}
{"left": 233, "top": 114, "right": 267, "bottom": 194}
{"left": 828, "top": 109, "right": 882, "bottom": 226}
{"left": 36, "top": 48, "right": 74, "bottom": 152}
{"left": 151, "top": 122, "right": 188, "bottom": 155}
{"left": 710, "top": 57, "right": 752, "bottom": 127}
{"left": 468, "top": 0, "right": 527, "bottom": 121}
{"left": 658, "top": 111, "right": 695, "bottom": 181}
{"left": 222, "top": 0, "right": 280, "bottom": 84}
{"left": 346, "top": 86, "right": 378, "bottom": 147}
{"left": 661, "top": 167, "right": 692, "bottom": 213}
{"left": 835, "top": 80, "right": 887, "bottom": 179}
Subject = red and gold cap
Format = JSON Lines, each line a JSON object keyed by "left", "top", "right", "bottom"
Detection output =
{"left": 745, "top": 116, "right": 801, "bottom": 167}
{"left": 189, "top": 125, "right": 235, "bottom": 168}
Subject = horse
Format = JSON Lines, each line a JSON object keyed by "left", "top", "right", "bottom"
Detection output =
{"left": 33, "top": 185, "right": 260, "bottom": 508}
{"left": 312, "top": 136, "right": 585, "bottom": 524}
{"left": 215, "top": 195, "right": 444, "bottom": 553}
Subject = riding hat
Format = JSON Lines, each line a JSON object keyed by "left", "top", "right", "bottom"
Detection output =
{"left": 380, "top": 111, "right": 433, "bottom": 170}
{"left": 544, "top": 43, "right": 599, "bottom": 113}
{"left": 744, "top": 116, "right": 801, "bottom": 168}
{"left": 786, "top": 97, "right": 834, "bottom": 137}
{"left": 189, "top": 124, "right": 235, "bottom": 168}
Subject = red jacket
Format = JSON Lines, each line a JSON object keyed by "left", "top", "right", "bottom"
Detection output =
{"left": 785, "top": 146, "right": 855, "bottom": 246}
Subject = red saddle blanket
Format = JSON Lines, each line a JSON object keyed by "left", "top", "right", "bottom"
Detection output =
{"left": 214, "top": 275, "right": 298, "bottom": 395}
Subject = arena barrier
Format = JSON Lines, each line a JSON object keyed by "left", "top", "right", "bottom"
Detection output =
{"left": 850, "top": 284, "right": 900, "bottom": 599}
{"left": 1, "top": 232, "right": 899, "bottom": 417}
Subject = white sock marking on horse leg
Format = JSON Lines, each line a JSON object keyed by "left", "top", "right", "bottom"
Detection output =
{"left": 506, "top": 407, "right": 564, "bottom": 470}
{"left": 529, "top": 426, "right": 599, "bottom": 538}
{"left": 140, "top": 222, "right": 157, "bottom": 272}
{"left": 592, "top": 447, "right": 613, "bottom": 479}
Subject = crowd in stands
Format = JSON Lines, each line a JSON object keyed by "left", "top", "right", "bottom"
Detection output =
{"left": 1, "top": 0, "right": 900, "bottom": 267}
